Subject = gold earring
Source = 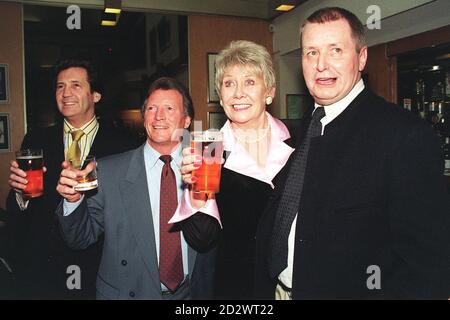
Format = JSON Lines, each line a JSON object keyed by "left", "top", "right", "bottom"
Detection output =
{"left": 265, "top": 96, "right": 273, "bottom": 105}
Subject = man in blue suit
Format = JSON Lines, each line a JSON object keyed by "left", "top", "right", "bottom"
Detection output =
{"left": 55, "top": 77, "right": 215, "bottom": 299}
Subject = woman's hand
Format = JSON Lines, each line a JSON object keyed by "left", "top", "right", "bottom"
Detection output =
{"left": 180, "top": 146, "right": 202, "bottom": 185}
{"left": 180, "top": 146, "right": 211, "bottom": 209}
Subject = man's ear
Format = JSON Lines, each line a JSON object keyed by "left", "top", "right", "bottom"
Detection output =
{"left": 93, "top": 92, "right": 102, "bottom": 103}
{"left": 358, "top": 46, "right": 368, "bottom": 72}
{"left": 184, "top": 116, "right": 192, "bottom": 129}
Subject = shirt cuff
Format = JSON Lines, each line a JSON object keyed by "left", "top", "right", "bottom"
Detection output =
{"left": 15, "top": 192, "right": 29, "bottom": 211}
{"left": 63, "top": 195, "right": 84, "bottom": 216}
{"left": 169, "top": 188, "right": 222, "bottom": 228}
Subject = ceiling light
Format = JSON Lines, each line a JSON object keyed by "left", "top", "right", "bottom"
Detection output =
{"left": 101, "top": 20, "right": 117, "bottom": 26}
{"left": 104, "top": 0, "right": 121, "bottom": 14}
{"left": 101, "top": 12, "right": 118, "bottom": 26}
{"left": 105, "top": 8, "right": 121, "bottom": 14}
{"left": 276, "top": 4, "right": 295, "bottom": 12}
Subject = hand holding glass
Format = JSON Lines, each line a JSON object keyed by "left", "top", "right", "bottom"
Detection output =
{"left": 70, "top": 155, "right": 98, "bottom": 191}
{"left": 16, "top": 149, "right": 44, "bottom": 198}
{"left": 190, "top": 131, "right": 224, "bottom": 194}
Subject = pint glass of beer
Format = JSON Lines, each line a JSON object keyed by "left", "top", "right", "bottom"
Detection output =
{"left": 190, "top": 131, "right": 224, "bottom": 194}
{"left": 71, "top": 155, "right": 98, "bottom": 191}
{"left": 16, "top": 149, "right": 44, "bottom": 198}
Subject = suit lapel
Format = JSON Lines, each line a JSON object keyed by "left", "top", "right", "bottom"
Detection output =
{"left": 86, "top": 123, "right": 113, "bottom": 157}
{"left": 45, "top": 123, "right": 64, "bottom": 167}
{"left": 322, "top": 88, "right": 370, "bottom": 136}
{"left": 119, "top": 145, "right": 160, "bottom": 289}
{"left": 89, "top": 125, "right": 101, "bottom": 156}
{"left": 54, "top": 123, "right": 65, "bottom": 164}
{"left": 44, "top": 124, "right": 65, "bottom": 209}
{"left": 88, "top": 123, "right": 106, "bottom": 157}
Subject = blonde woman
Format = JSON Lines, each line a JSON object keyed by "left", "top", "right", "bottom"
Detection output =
{"left": 172, "top": 40, "right": 301, "bottom": 299}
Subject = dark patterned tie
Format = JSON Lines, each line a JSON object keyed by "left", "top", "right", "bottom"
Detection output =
{"left": 159, "top": 155, "right": 183, "bottom": 292}
{"left": 269, "top": 107, "right": 325, "bottom": 278}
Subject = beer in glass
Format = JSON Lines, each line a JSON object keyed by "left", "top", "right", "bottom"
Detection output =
{"left": 190, "top": 131, "right": 224, "bottom": 194}
{"left": 16, "top": 149, "right": 44, "bottom": 198}
{"left": 71, "top": 155, "right": 98, "bottom": 191}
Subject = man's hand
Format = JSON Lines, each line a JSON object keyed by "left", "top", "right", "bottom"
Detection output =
{"left": 56, "top": 161, "right": 93, "bottom": 203}
{"left": 9, "top": 160, "right": 47, "bottom": 194}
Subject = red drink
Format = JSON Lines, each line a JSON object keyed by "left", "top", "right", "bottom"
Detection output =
{"left": 16, "top": 151, "right": 44, "bottom": 198}
{"left": 191, "top": 131, "right": 224, "bottom": 194}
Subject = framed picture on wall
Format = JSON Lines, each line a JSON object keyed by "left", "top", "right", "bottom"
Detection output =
{"left": 208, "top": 111, "right": 227, "bottom": 130}
{"left": 0, "top": 113, "right": 11, "bottom": 152}
{"left": 207, "top": 53, "right": 219, "bottom": 103}
{"left": 0, "top": 64, "right": 10, "bottom": 104}
{"left": 286, "top": 94, "right": 313, "bottom": 119}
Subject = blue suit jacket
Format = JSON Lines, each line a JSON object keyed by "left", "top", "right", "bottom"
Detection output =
{"left": 56, "top": 144, "right": 215, "bottom": 299}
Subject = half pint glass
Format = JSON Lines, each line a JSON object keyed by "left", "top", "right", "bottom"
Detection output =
{"left": 16, "top": 149, "right": 44, "bottom": 198}
{"left": 191, "top": 131, "right": 224, "bottom": 194}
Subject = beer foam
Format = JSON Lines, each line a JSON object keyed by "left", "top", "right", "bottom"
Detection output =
{"left": 17, "top": 155, "right": 43, "bottom": 159}
{"left": 193, "top": 137, "right": 219, "bottom": 142}
{"left": 191, "top": 131, "right": 222, "bottom": 142}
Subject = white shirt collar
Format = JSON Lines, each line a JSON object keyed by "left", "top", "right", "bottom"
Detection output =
{"left": 220, "top": 111, "right": 291, "bottom": 152}
{"left": 144, "top": 142, "right": 182, "bottom": 170}
{"left": 220, "top": 112, "right": 294, "bottom": 188}
{"left": 314, "top": 79, "right": 365, "bottom": 132}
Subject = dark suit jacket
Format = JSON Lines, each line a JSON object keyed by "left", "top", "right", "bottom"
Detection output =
{"left": 56, "top": 145, "right": 215, "bottom": 300}
{"left": 255, "top": 89, "right": 450, "bottom": 299}
{"left": 6, "top": 121, "right": 137, "bottom": 299}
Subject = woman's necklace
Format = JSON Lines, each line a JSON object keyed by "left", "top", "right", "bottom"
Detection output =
{"left": 233, "top": 124, "right": 271, "bottom": 144}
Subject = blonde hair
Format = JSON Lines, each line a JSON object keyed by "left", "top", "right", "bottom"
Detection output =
{"left": 215, "top": 40, "right": 275, "bottom": 97}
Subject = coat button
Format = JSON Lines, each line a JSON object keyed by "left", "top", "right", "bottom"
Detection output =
{"left": 121, "top": 260, "right": 127, "bottom": 266}
{"left": 129, "top": 291, "right": 135, "bottom": 298}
